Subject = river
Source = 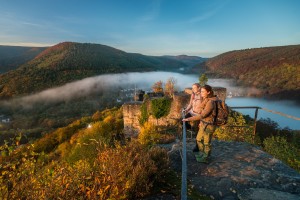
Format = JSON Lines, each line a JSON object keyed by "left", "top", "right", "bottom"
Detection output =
{"left": 226, "top": 98, "right": 300, "bottom": 130}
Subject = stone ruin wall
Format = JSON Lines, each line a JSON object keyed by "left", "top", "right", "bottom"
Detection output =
{"left": 123, "top": 87, "right": 227, "bottom": 137}
{"left": 122, "top": 101, "right": 143, "bottom": 138}
{"left": 147, "top": 93, "right": 190, "bottom": 127}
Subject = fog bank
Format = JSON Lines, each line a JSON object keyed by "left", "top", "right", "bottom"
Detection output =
{"left": 0, "top": 72, "right": 254, "bottom": 109}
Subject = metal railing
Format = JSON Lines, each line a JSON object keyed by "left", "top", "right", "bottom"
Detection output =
{"left": 181, "top": 109, "right": 187, "bottom": 200}
{"left": 229, "top": 106, "right": 260, "bottom": 143}
{"left": 229, "top": 106, "right": 300, "bottom": 143}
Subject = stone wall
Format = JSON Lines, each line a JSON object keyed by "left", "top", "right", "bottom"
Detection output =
{"left": 122, "top": 87, "right": 227, "bottom": 137}
{"left": 147, "top": 93, "right": 190, "bottom": 127}
{"left": 122, "top": 101, "right": 143, "bottom": 138}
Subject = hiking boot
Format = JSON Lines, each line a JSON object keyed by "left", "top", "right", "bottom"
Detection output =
{"left": 195, "top": 153, "right": 208, "bottom": 163}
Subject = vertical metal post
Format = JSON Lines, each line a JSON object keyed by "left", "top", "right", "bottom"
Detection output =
{"left": 252, "top": 108, "right": 259, "bottom": 144}
{"left": 181, "top": 110, "right": 187, "bottom": 200}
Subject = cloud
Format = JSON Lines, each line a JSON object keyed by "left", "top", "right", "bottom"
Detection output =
{"left": 188, "top": 1, "right": 229, "bottom": 24}
{"left": 21, "top": 21, "right": 44, "bottom": 27}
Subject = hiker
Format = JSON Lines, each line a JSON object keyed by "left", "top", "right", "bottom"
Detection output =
{"left": 183, "top": 84, "right": 218, "bottom": 163}
{"left": 183, "top": 83, "right": 202, "bottom": 130}
{"left": 183, "top": 83, "right": 202, "bottom": 151}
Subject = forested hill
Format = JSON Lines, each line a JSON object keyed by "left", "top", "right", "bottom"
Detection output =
{"left": 0, "top": 45, "right": 47, "bottom": 73}
{"left": 0, "top": 42, "right": 204, "bottom": 99}
{"left": 198, "top": 45, "right": 300, "bottom": 101}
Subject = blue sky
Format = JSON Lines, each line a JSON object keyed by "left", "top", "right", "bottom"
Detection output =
{"left": 0, "top": 0, "right": 299, "bottom": 57}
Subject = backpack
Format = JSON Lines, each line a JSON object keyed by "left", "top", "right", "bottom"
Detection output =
{"left": 212, "top": 100, "right": 229, "bottom": 126}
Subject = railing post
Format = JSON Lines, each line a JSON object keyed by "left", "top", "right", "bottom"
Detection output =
{"left": 181, "top": 110, "right": 187, "bottom": 200}
{"left": 252, "top": 107, "right": 260, "bottom": 144}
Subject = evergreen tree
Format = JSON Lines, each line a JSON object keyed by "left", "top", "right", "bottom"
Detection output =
{"left": 199, "top": 74, "right": 208, "bottom": 86}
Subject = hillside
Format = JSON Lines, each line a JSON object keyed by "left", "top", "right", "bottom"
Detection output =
{"left": 0, "top": 45, "right": 47, "bottom": 73}
{"left": 1, "top": 106, "right": 299, "bottom": 199}
{"left": 198, "top": 45, "right": 300, "bottom": 101}
{"left": 0, "top": 42, "right": 203, "bottom": 99}
{"left": 162, "top": 54, "right": 207, "bottom": 71}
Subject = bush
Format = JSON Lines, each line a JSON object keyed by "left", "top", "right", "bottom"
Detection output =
{"left": 96, "top": 141, "right": 169, "bottom": 199}
{"left": 150, "top": 97, "right": 171, "bottom": 119}
{"left": 214, "top": 111, "right": 253, "bottom": 143}
{"left": 139, "top": 102, "right": 149, "bottom": 125}
{"left": 0, "top": 140, "right": 169, "bottom": 199}
{"left": 1, "top": 107, "right": 170, "bottom": 199}
{"left": 138, "top": 122, "right": 162, "bottom": 146}
{"left": 263, "top": 136, "right": 300, "bottom": 172}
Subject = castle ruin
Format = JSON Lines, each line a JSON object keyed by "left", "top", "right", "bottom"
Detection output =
{"left": 122, "top": 87, "right": 227, "bottom": 138}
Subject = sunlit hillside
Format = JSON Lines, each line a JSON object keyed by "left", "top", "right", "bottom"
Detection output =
{"left": 198, "top": 45, "right": 300, "bottom": 101}
{"left": 0, "top": 42, "right": 204, "bottom": 99}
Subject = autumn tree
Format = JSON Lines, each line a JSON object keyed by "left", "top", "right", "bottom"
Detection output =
{"left": 152, "top": 80, "right": 163, "bottom": 93}
{"left": 164, "top": 77, "right": 177, "bottom": 97}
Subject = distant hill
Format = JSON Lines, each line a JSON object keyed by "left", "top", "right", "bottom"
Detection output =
{"left": 0, "top": 42, "right": 204, "bottom": 99}
{"left": 0, "top": 45, "right": 47, "bottom": 73}
{"left": 162, "top": 55, "right": 207, "bottom": 72}
{"left": 197, "top": 45, "right": 300, "bottom": 101}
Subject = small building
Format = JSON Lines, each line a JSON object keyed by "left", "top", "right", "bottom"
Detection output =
{"left": 0, "top": 115, "right": 11, "bottom": 124}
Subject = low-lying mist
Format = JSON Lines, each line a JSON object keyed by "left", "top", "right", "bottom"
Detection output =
{"left": 0, "top": 71, "right": 259, "bottom": 109}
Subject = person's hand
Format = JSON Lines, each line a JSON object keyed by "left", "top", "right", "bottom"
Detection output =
{"left": 182, "top": 118, "right": 189, "bottom": 122}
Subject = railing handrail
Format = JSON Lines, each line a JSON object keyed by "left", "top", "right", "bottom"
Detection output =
{"left": 228, "top": 106, "right": 300, "bottom": 143}
{"left": 230, "top": 106, "right": 300, "bottom": 121}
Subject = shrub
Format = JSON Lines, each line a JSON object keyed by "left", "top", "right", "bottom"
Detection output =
{"left": 264, "top": 136, "right": 300, "bottom": 172}
{"left": 95, "top": 141, "right": 169, "bottom": 199}
{"left": 138, "top": 122, "right": 162, "bottom": 146}
{"left": 214, "top": 111, "right": 253, "bottom": 143}
{"left": 139, "top": 102, "right": 149, "bottom": 125}
{"left": 150, "top": 97, "right": 171, "bottom": 119}
{"left": 0, "top": 140, "right": 169, "bottom": 199}
{"left": 0, "top": 143, "right": 42, "bottom": 199}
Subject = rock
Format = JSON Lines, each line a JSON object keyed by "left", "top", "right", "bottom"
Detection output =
{"left": 238, "top": 188, "right": 300, "bottom": 200}
{"left": 167, "top": 139, "right": 300, "bottom": 200}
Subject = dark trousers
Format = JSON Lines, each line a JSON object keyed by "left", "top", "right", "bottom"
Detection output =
{"left": 184, "top": 112, "right": 200, "bottom": 132}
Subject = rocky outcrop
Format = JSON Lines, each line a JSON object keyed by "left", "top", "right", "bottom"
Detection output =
{"left": 167, "top": 139, "right": 300, "bottom": 200}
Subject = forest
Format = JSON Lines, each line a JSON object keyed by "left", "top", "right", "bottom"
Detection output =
{"left": 198, "top": 45, "right": 300, "bottom": 102}
{"left": 0, "top": 45, "right": 46, "bottom": 74}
